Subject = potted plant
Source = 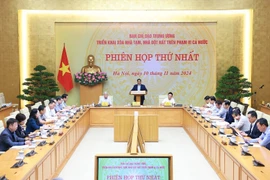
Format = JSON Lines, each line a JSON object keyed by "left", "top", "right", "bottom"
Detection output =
{"left": 215, "top": 66, "right": 252, "bottom": 112}
{"left": 17, "top": 65, "right": 59, "bottom": 107}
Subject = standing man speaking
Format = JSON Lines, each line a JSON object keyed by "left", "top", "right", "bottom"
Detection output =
{"left": 130, "top": 79, "right": 148, "bottom": 105}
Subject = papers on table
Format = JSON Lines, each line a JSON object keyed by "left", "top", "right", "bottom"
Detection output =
{"left": 54, "top": 126, "right": 60, "bottom": 130}
{"left": 1, "top": 102, "right": 12, "bottom": 107}
{"left": 252, "top": 143, "right": 261, "bottom": 147}
{"left": 216, "top": 121, "right": 229, "bottom": 126}
{"left": 28, "top": 144, "right": 37, "bottom": 149}
{"left": 11, "top": 145, "right": 29, "bottom": 149}
{"left": 209, "top": 116, "right": 222, "bottom": 120}
{"left": 16, "top": 155, "right": 24, "bottom": 160}
{"left": 33, "top": 139, "right": 44, "bottom": 143}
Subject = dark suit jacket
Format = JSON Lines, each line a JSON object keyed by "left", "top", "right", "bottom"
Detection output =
{"left": 244, "top": 120, "right": 262, "bottom": 139}
{"left": 225, "top": 106, "right": 234, "bottom": 124}
{"left": 26, "top": 118, "right": 43, "bottom": 134}
{"left": 131, "top": 84, "right": 148, "bottom": 101}
{"left": 15, "top": 125, "right": 28, "bottom": 138}
{"left": 0, "top": 128, "right": 25, "bottom": 151}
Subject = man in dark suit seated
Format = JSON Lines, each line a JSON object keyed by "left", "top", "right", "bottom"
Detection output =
{"left": 248, "top": 118, "right": 270, "bottom": 148}
{"left": 240, "top": 111, "right": 262, "bottom": 139}
{"left": 130, "top": 78, "right": 148, "bottom": 105}
{"left": 223, "top": 100, "right": 234, "bottom": 124}
{"left": 0, "top": 118, "right": 31, "bottom": 151}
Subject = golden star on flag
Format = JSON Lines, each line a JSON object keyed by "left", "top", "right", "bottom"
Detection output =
{"left": 59, "top": 62, "right": 70, "bottom": 76}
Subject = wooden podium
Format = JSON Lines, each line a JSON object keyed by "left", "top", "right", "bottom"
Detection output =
{"left": 130, "top": 91, "right": 146, "bottom": 103}
{"left": 80, "top": 84, "right": 102, "bottom": 105}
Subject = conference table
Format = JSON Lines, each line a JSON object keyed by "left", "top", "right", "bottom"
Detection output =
{"left": 183, "top": 108, "right": 270, "bottom": 180}
{"left": 0, "top": 108, "right": 89, "bottom": 180}
{"left": 0, "top": 106, "right": 270, "bottom": 180}
{"left": 260, "top": 104, "right": 270, "bottom": 115}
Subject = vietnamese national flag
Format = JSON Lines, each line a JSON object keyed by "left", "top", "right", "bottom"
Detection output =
{"left": 57, "top": 44, "right": 73, "bottom": 92}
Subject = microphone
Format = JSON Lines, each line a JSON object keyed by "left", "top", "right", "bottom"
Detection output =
{"left": 259, "top": 84, "right": 264, "bottom": 89}
{"left": 251, "top": 155, "right": 265, "bottom": 166}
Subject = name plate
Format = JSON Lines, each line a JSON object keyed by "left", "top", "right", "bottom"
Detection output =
{"left": 130, "top": 91, "right": 146, "bottom": 95}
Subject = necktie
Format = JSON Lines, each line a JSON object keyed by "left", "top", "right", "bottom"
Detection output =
{"left": 21, "top": 126, "right": 25, "bottom": 137}
{"left": 249, "top": 123, "right": 252, "bottom": 135}
{"left": 11, "top": 132, "right": 16, "bottom": 141}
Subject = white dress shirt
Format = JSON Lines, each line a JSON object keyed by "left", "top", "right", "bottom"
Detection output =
{"left": 249, "top": 127, "right": 270, "bottom": 146}
{"left": 212, "top": 107, "right": 227, "bottom": 119}
{"left": 61, "top": 101, "right": 67, "bottom": 108}
{"left": 206, "top": 102, "right": 214, "bottom": 108}
{"left": 162, "top": 98, "right": 175, "bottom": 105}
{"left": 250, "top": 119, "right": 260, "bottom": 133}
{"left": 98, "top": 96, "right": 112, "bottom": 106}
{"left": 45, "top": 106, "right": 56, "bottom": 119}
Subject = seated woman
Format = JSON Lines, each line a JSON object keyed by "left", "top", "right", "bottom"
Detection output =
{"left": 15, "top": 113, "right": 28, "bottom": 139}
{"left": 26, "top": 108, "right": 43, "bottom": 134}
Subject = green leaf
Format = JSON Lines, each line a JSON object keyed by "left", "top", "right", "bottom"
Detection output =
{"left": 17, "top": 65, "right": 60, "bottom": 103}
{"left": 215, "top": 66, "right": 252, "bottom": 103}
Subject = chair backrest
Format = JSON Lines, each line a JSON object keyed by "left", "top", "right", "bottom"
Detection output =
{"left": 3, "top": 115, "right": 16, "bottom": 127}
{"left": 256, "top": 110, "right": 263, "bottom": 119}
{"left": 159, "top": 95, "right": 167, "bottom": 105}
{"left": 35, "top": 101, "right": 42, "bottom": 106}
{"left": 0, "top": 121, "right": 4, "bottom": 134}
{"left": 20, "top": 107, "right": 29, "bottom": 114}
{"left": 236, "top": 104, "right": 245, "bottom": 114}
{"left": 44, "top": 99, "right": 49, "bottom": 106}
{"left": 230, "top": 101, "right": 238, "bottom": 108}
{"left": 262, "top": 113, "right": 270, "bottom": 125}
{"left": 10, "top": 110, "right": 20, "bottom": 116}
{"left": 0, "top": 92, "right": 5, "bottom": 106}
{"left": 246, "top": 107, "right": 255, "bottom": 114}
{"left": 99, "top": 96, "right": 113, "bottom": 105}
{"left": 22, "top": 112, "right": 30, "bottom": 120}
{"left": 31, "top": 104, "right": 40, "bottom": 110}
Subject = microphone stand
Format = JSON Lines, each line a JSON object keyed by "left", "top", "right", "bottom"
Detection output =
{"left": 253, "top": 91, "right": 257, "bottom": 109}
{"left": 252, "top": 85, "right": 264, "bottom": 109}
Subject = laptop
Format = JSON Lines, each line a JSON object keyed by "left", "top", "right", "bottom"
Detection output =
{"left": 234, "top": 128, "right": 254, "bottom": 146}
{"left": 230, "top": 127, "right": 239, "bottom": 136}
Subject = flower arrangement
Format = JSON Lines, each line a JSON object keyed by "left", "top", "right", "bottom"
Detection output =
{"left": 74, "top": 72, "right": 108, "bottom": 86}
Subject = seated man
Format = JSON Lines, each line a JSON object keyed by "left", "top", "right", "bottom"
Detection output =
{"left": 230, "top": 107, "right": 250, "bottom": 132}
{"left": 0, "top": 118, "right": 31, "bottom": 151}
{"left": 248, "top": 118, "right": 270, "bottom": 148}
{"left": 211, "top": 100, "right": 227, "bottom": 118}
{"left": 98, "top": 92, "right": 112, "bottom": 106}
{"left": 223, "top": 100, "right": 234, "bottom": 124}
{"left": 209, "top": 96, "right": 217, "bottom": 111}
{"left": 45, "top": 100, "right": 57, "bottom": 119}
{"left": 61, "top": 93, "right": 68, "bottom": 108}
{"left": 203, "top": 95, "right": 211, "bottom": 108}
{"left": 240, "top": 111, "right": 262, "bottom": 139}
{"left": 55, "top": 96, "right": 64, "bottom": 112}
{"left": 38, "top": 105, "right": 55, "bottom": 124}
{"left": 15, "top": 113, "right": 28, "bottom": 139}
{"left": 162, "top": 92, "right": 175, "bottom": 106}
{"left": 201, "top": 96, "right": 215, "bottom": 112}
